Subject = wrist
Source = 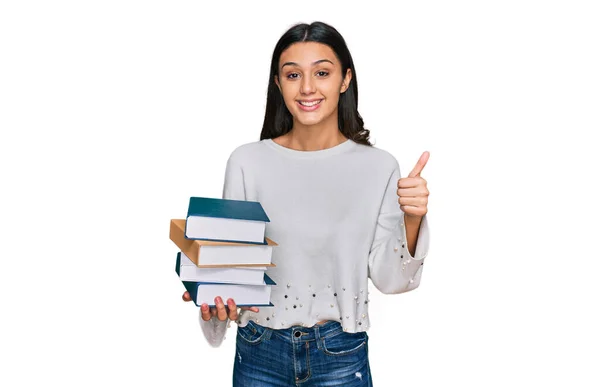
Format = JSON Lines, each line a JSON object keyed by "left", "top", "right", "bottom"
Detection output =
{"left": 404, "top": 213, "right": 423, "bottom": 225}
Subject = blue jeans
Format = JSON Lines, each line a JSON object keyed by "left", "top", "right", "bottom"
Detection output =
{"left": 233, "top": 319, "right": 373, "bottom": 386}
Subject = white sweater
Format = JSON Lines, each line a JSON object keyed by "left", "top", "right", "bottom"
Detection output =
{"left": 200, "top": 138, "right": 430, "bottom": 347}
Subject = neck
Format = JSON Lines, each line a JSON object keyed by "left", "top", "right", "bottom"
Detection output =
{"left": 285, "top": 115, "right": 347, "bottom": 151}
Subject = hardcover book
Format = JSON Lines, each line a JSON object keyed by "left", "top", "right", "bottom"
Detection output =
{"left": 185, "top": 196, "right": 271, "bottom": 244}
{"left": 170, "top": 219, "right": 277, "bottom": 267}
{"left": 176, "top": 252, "right": 276, "bottom": 307}
{"left": 176, "top": 252, "right": 268, "bottom": 284}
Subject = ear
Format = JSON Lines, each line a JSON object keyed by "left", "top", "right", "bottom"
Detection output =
{"left": 274, "top": 75, "right": 281, "bottom": 92}
{"left": 340, "top": 68, "right": 352, "bottom": 93}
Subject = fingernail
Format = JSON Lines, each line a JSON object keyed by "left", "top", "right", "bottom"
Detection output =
{"left": 215, "top": 297, "right": 222, "bottom": 304}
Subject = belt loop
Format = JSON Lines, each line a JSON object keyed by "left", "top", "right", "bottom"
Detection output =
{"left": 314, "top": 322, "right": 322, "bottom": 342}
{"left": 314, "top": 322, "right": 325, "bottom": 352}
{"left": 263, "top": 325, "right": 273, "bottom": 340}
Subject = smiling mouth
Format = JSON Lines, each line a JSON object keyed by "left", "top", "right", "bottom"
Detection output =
{"left": 298, "top": 99, "right": 323, "bottom": 107}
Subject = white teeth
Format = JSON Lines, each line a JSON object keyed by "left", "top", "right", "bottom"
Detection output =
{"left": 299, "top": 100, "right": 321, "bottom": 107}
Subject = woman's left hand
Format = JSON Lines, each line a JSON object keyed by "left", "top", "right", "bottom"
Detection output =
{"left": 397, "top": 151, "right": 430, "bottom": 218}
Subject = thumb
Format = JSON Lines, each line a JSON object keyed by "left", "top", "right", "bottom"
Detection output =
{"left": 408, "top": 151, "right": 430, "bottom": 177}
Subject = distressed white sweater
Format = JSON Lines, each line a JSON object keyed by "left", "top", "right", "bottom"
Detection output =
{"left": 200, "top": 138, "right": 430, "bottom": 347}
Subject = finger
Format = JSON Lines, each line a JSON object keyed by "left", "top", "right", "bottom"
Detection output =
{"left": 214, "top": 297, "right": 228, "bottom": 321}
{"left": 398, "top": 176, "right": 427, "bottom": 189}
{"left": 397, "top": 186, "right": 429, "bottom": 198}
{"left": 398, "top": 196, "right": 428, "bottom": 207}
{"left": 227, "top": 298, "right": 239, "bottom": 320}
{"left": 408, "top": 151, "right": 430, "bottom": 178}
{"left": 240, "top": 306, "right": 260, "bottom": 313}
{"left": 200, "top": 303, "right": 212, "bottom": 321}
{"left": 401, "top": 205, "right": 428, "bottom": 217}
{"left": 182, "top": 291, "right": 192, "bottom": 302}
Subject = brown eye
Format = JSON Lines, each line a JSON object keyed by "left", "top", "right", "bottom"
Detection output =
{"left": 286, "top": 73, "right": 300, "bottom": 79}
{"left": 316, "top": 71, "right": 329, "bottom": 77}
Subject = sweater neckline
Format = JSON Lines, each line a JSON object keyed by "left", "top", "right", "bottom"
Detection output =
{"left": 263, "top": 138, "right": 356, "bottom": 158}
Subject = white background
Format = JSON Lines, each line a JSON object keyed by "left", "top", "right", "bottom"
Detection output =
{"left": 1, "top": 1, "right": 599, "bottom": 386}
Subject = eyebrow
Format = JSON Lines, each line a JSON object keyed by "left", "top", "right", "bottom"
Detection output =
{"left": 281, "top": 59, "right": 334, "bottom": 70}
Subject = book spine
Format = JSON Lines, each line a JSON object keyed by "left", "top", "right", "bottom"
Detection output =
{"left": 175, "top": 252, "right": 181, "bottom": 277}
{"left": 181, "top": 281, "right": 199, "bottom": 306}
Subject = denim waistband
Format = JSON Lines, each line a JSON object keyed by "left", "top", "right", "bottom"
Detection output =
{"left": 244, "top": 319, "right": 361, "bottom": 343}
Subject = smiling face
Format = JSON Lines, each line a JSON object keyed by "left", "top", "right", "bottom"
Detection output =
{"left": 275, "top": 42, "right": 352, "bottom": 130}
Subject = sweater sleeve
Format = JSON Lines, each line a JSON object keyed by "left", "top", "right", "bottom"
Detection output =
{"left": 198, "top": 152, "right": 246, "bottom": 347}
{"left": 368, "top": 161, "right": 430, "bottom": 294}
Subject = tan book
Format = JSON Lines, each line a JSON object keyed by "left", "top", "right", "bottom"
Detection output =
{"left": 169, "top": 219, "right": 277, "bottom": 268}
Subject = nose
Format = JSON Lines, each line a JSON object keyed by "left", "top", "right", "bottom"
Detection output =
{"left": 300, "top": 75, "right": 316, "bottom": 95}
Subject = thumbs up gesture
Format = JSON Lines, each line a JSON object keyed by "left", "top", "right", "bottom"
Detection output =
{"left": 397, "top": 151, "right": 430, "bottom": 218}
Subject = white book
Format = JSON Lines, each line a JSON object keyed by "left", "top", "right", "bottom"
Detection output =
{"left": 185, "top": 197, "right": 270, "bottom": 244}
{"left": 197, "top": 244, "right": 274, "bottom": 266}
{"left": 180, "top": 269, "right": 276, "bottom": 308}
{"left": 178, "top": 252, "right": 267, "bottom": 284}
{"left": 186, "top": 216, "right": 267, "bottom": 244}
{"left": 170, "top": 219, "right": 278, "bottom": 267}
{"left": 192, "top": 280, "right": 275, "bottom": 307}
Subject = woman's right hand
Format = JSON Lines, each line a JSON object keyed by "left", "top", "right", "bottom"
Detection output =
{"left": 182, "top": 291, "right": 260, "bottom": 321}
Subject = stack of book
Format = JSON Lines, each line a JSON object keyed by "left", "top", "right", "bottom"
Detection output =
{"left": 170, "top": 196, "right": 278, "bottom": 308}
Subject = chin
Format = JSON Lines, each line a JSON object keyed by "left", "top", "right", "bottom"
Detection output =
{"left": 292, "top": 110, "right": 336, "bottom": 128}
{"left": 295, "top": 116, "right": 325, "bottom": 127}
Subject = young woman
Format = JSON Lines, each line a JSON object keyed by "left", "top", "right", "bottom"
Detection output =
{"left": 183, "top": 21, "right": 430, "bottom": 386}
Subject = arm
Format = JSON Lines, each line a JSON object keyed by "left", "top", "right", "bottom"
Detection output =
{"left": 368, "top": 163, "right": 430, "bottom": 294}
{"left": 199, "top": 315, "right": 230, "bottom": 348}
{"left": 198, "top": 152, "right": 246, "bottom": 347}
{"left": 404, "top": 213, "right": 422, "bottom": 257}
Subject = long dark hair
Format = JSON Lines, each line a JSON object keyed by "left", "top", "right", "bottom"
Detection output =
{"left": 259, "top": 21, "right": 372, "bottom": 146}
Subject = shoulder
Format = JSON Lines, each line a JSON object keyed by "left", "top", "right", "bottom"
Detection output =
{"left": 225, "top": 140, "right": 265, "bottom": 164}
{"left": 352, "top": 141, "right": 400, "bottom": 172}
